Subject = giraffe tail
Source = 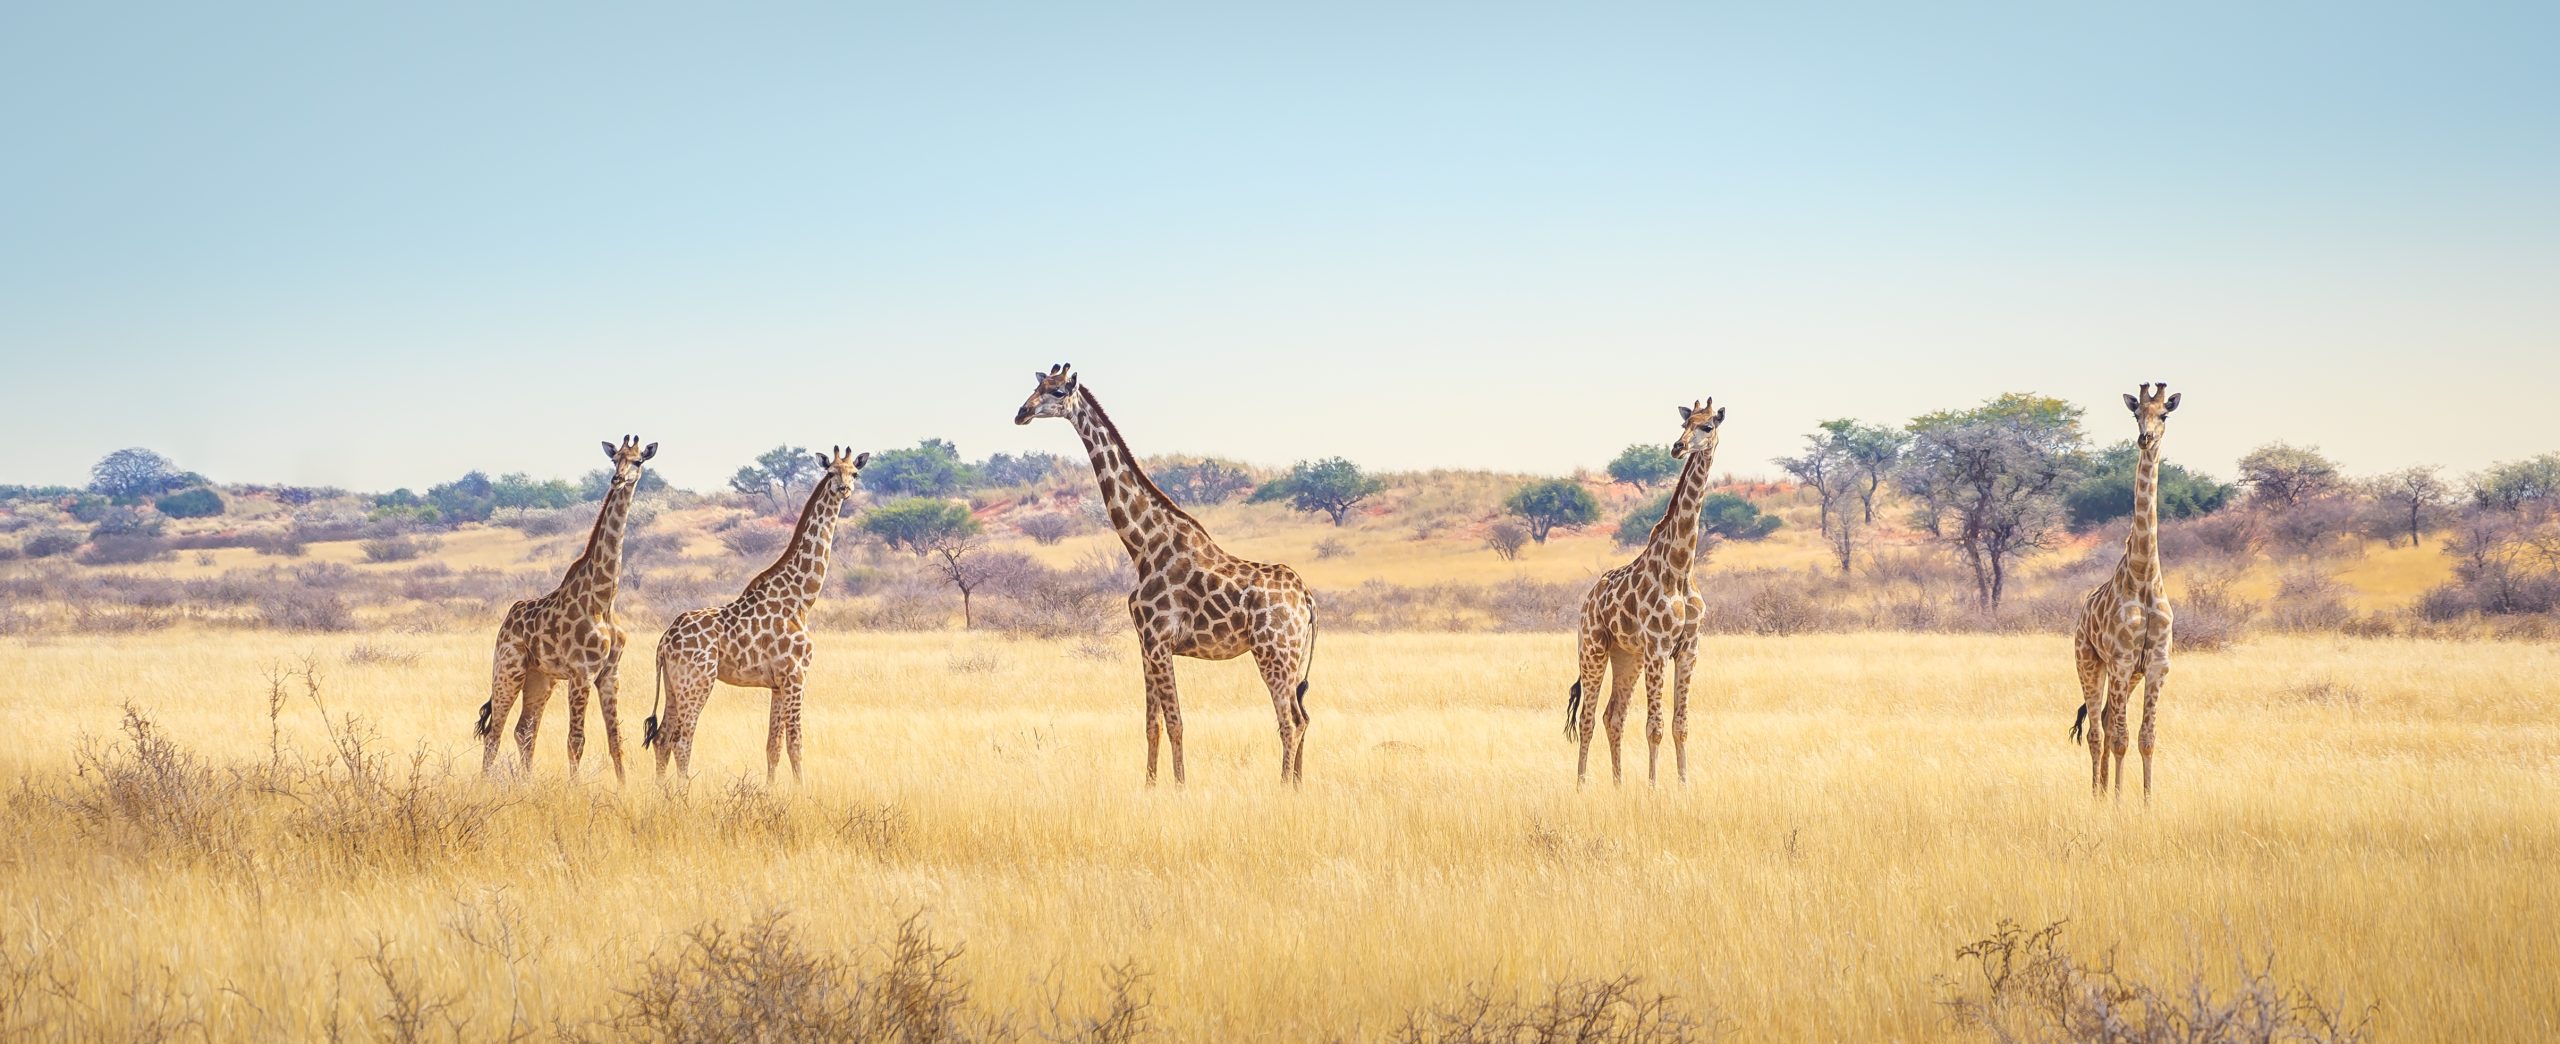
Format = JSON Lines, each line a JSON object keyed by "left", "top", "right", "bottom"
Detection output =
{"left": 1564, "top": 680, "right": 1583, "bottom": 740}
{"left": 1292, "top": 603, "right": 1316, "bottom": 728}
{"left": 2068, "top": 702, "right": 2088, "bottom": 744}
{"left": 642, "top": 654, "right": 665, "bottom": 749}
{"left": 475, "top": 700, "right": 494, "bottom": 737}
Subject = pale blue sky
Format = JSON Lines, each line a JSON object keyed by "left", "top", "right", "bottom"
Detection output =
{"left": 3, "top": 2, "right": 2553, "bottom": 491}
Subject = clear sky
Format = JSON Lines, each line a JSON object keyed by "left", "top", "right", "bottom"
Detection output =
{"left": 3, "top": 2, "right": 2554, "bottom": 492}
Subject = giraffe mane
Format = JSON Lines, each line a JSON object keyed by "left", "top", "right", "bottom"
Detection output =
{"left": 1078, "top": 386, "right": 1208, "bottom": 534}
{"left": 745, "top": 473, "right": 845, "bottom": 593}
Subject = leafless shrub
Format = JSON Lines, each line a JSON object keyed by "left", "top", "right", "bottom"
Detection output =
{"left": 2174, "top": 571, "right": 2257, "bottom": 653}
{"left": 251, "top": 530, "right": 310, "bottom": 557}
{"left": 1018, "top": 512, "right": 1078, "bottom": 545}
{"left": 722, "top": 522, "right": 791, "bottom": 560}
{"left": 353, "top": 936, "right": 467, "bottom": 1044}
{"left": 2285, "top": 681, "right": 2364, "bottom": 707}
{"left": 60, "top": 703, "right": 251, "bottom": 867}
{"left": 280, "top": 671, "right": 515, "bottom": 872}
{"left": 2261, "top": 496, "right": 2364, "bottom": 561}
{"left": 1488, "top": 577, "right": 1580, "bottom": 632}
{"left": 498, "top": 508, "right": 580, "bottom": 537}
{"left": 1315, "top": 537, "right": 1354, "bottom": 560}
{"left": 979, "top": 555, "right": 1130, "bottom": 640}
{"left": 347, "top": 642, "right": 423, "bottom": 668}
{"left": 79, "top": 533, "right": 171, "bottom": 565}
{"left": 835, "top": 803, "right": 910, "bottom": 860}
{"left": 19, "top": 529, "right": 81, "bottom": 559}
{"left": 362, "top": 535, "right": 442, "bottom": 563}
{"left": 948, "top": 650, "right": 1001, "bottom": 674}
{"left": 599, "top": 912, "right": 1011, "bottom": 1043}
{"left": 1938, "top": 919, "right": 2374, "bottom": 1044}
{"left": 1384, "top": 973, "right": 1719, "bottom": 1043}
{"left": 1485, "top": 521, "right": 1529, "bottom": 562}
{"left": 261, "top": 586, "right": 356, "bottom": 632}
{"left": 2265, "top": 571, "right": 2354, "bottom": 632}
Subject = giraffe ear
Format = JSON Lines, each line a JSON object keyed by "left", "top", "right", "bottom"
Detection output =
{"left": 1713, "top": 407, "right": 1726, "bottom": 425}
{"left": 601, "top": 441, "right": 618, "bottom": 460}
{"left": 2163, "top": 392, "right": 2181, "bottom": 413}
{"left": 640, "top": 443, "right": 658, "bottom": 462}
{"left": 814, "top": 451, "right": 831, "bottom": 469}
{"left": 2124, "top": 393, "right": 2141, "bottom": 413}
{"left": 852, "top": 452, "right": 870, "bottom": 469}
{"left": 1677, "top": 405, "right": 1693, "bottom": 421}
{"left": 1063, "top": 374, "right": 1079, "bottom": 394}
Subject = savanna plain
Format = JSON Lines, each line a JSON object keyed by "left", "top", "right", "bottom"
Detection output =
{"left": 3, "top": 627, "right": 2550, "bottom": 1041}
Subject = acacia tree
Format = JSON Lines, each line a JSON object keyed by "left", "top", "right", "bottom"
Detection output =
{"left": 89, "top": 448, "right": 180, "bottom": 499}
{"left": 1250, "top": 457, "right": 1383, "bottom": 527}
{"left": 2366, "top": 466, "right": 2451, "bottom": 548}
{"left": 2470, "top": 452, "right": 2560, "bottom": 513}
{"left": 1777, "top": 427, "right": 1856, "bottom": 572}
{"left": 1505, "top": 479, "right": 1601, "bottom": 544}
{"left": 1897, "top": 394, "right": 2085, "bottom": 610}
{"left": 864, "top": 498, "right": 992, "bottom": 626}
{"left": 731, "top": 445, "right": 822, "bottom": 515}
{"left": 1826, "top": 420, "right": 1908, "bottom": 524}
{"left": 2236, "top": 442, "right": 2341, "bottom": 510}
{"left": 1606, "top": 443, "right": 1679, "bottom": 491}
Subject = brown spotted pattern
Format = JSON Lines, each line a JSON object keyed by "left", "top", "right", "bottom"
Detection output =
{"left": 478, "top": 435, "right": 657, "bottom": 782}
{"left": 1016, "top": 364, "right": 1318, "bottom": 785}
{"left": 1568, "top": 400, "right": 1723, "bottom": 785}
{"left": 645, "top": 448, "right": 868, "bottom": 785}
{"left": 2072, "top": 383, "right": 2182, "bottom": 800}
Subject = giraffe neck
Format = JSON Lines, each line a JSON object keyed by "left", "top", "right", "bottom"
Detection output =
{"left": 744, "top": 477, "right": 848, "bottom": 617}
{"left": 1068, "top": 387, "right": 1209, "bottom": 569}
{"left": 1638, "top": 439, "right": 1718, "bottom": 580}
{"left": 559, "top": 473, "right": 637, "bottom": 603}
{"left": 2121, "top": 437, "right": 2163, "bottom": 585}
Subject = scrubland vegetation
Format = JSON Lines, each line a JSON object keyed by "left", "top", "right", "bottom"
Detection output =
{"left": 3, "top": 419, "right": 2556, "bottom": 1038}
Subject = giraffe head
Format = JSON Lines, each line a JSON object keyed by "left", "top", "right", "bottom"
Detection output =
{"left": 809, "top": 446, "right": 870, "bottom": 514}
{"left": 1014, "top": 363, "right": 1081, "bottom": 425}
{"left": 1671, "top": 398, "right": 1724, "bottom": 459}
{"left": 598, "top": 435, "right": 659, "bottom": 487}
{"left": 2123, "top": 382, "right": 2181, "bottom": 449}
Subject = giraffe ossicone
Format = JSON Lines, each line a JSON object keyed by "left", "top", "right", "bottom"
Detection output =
{"left": 1017, "top": 364, "right": 1319, "bottom": 785}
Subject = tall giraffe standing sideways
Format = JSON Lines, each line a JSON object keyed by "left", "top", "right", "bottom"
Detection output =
{"left": 645, "top": 448, "right": 867, "bottom": 784}
{"left": 2070, "top": 382, "right": 2181, "bottom": 799}
{"left": 1015, "top": 364, "right": 1318, "bottom": 785}
{"left": 478, "top": 435, "right": 657, "bottom": 781}
{"left": 1567, "top": 399, "right": 1723, "bottom": 786}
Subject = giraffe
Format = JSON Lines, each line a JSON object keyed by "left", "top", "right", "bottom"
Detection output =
{"left": 2070, "top": 382, "right": 2181, "bottom": 800}
{"left": 644, "top": 447, "right": 867, "bottom": 784}
{"left": 1566, "top": 399, "right": 1723, "bottom": 786}
{"left": 477, "top": 435, "right": 657, "bottom": 782}
{"left": 1015, "top": 363, "right": 1318, "bottom": 785}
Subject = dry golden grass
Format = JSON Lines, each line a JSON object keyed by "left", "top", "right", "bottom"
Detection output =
{"left": 1, "top": 628, "right": 2549, "bottom": 1039}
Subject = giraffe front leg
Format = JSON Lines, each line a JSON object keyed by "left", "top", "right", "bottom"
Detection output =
{"left": 597, "top": 642, "right": 627, "bottom": 786}
{"left": 2104, "top": 664, "right": 2136, "bottom": 801}
{"left": 1641, "top": 653, "right": 1668, "bottom": 787}
{"left": 1138, "top": 639, "right": 1181, "bottom": 787}
{"left": 2075, "top": 641, "right": 2106, "bottom": 796}
{"left": 563, "top": 673, "right": 593, "bottom": 780}
{"left": 1671, "top": 636, "right": 1698, "bottom": 785}
{"left": 2139, "top": 649, "right": 2169, "bottom": 802}
{"left": 775, "top": 675, "right": 806, "bottom": 785}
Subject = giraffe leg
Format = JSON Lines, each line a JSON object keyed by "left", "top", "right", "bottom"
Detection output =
{"left": 1573, "top": 632, "right": 1609, "bottom": 785}
{"left": 2139, "top": 648, "right": 2169, "bottom": 801}
{"left": 563, "top": 672, "right": 593, "bottom": 780}
{"left": 1138, "top": 638, "right": 1183, "bottom": 786}
{"left": 1603, "top": 647, "right": 1638, "bottom": 786}
{"left": 661, "top": 660, "right": 714, "bottom": 784}
{"left": 2075, "top": 640, "right": 2106, "bottom": 795}
{"left": 2106, "top": 664, "right": 2136, "bottom": 801}
{"left": 772, "top": 673, "right": 806, "bottom": 785}
{"left": 1254, "top": 646, "right": 1306, "bottom": 786}
{"left": 597, "top": 638, "right": 627, "bottom": 785}
{"left": 513, "top": 672, "right": 556, "bottom": 777}
{"left": 481, "top": 641, "right": 527, "bottom": 778}
{"left": 1671, "top": 636, "right": 1698, "bottom": 785}
{"left": 1642, "top": 652, "right": 1668, "bottom": 787}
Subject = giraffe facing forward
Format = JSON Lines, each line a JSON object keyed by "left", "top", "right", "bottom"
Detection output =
{"left": 1568, "top": 399, "right": 1723, "bottom": 785}
{"left": 645, "top": 447, "right": 867, "bottom": 784}
{"left": 1015, "top": 364, "right": 1318, "bottom": 785}
{"left": 2071, "top": 383, "right": 2181, "bottom": 799}
{"left": 478, "top": 435, "right": 656, "bottom": 781}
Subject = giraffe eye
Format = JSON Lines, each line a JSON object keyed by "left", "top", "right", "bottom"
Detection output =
{"left": 1048, "top": 387, "right": 1068, "bottom": 398}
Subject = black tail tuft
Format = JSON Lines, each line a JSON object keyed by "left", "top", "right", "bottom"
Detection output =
{"left": 1564, "top": 680, "right": 1583, "bottom": 740}
{"left": 475, "top": 700, "right": 494, "bottom": 737}
{"left": 2069, "top": 703, "right": 2088, "bottom": 744}
{"left": 1292, "top": 679, "right": 1309, "bottom": 727}
{"left": 643, "top": 715, "right": 661, "bottom": 749}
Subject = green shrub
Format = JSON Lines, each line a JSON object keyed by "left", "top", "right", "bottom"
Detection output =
{"left": 154, "top": 488, "right": 225, "bottom": 519}
{"left": 1504, "top": 479, "right": 1601, "bottom": 543}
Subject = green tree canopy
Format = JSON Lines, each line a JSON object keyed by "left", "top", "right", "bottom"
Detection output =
{"left": 2471, "top": 452, "right": 2560, "bottom": 512}
{"left": 862, "top": 497, "right": 981, "bottom": 554}
{"left": 2063, "top": 442, "right": 2235, "bottom": 530}
{"left": 864, "top": 439, "right": 976, "bottom": 498}
{"left": 1605, "top": 443, "right": 1679, "bottom": 490}
{"left": 1249, "top": 457, "right": 1384, "bottom": 527}
{"left": 153, "top": 487, "right": 225, "bottom": 519}
{"left": 1898, "top": 393, "right": 2087, "bottom": 610}
{"left": 1504, "top": 479, "right": 1601, "bottom": 544}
